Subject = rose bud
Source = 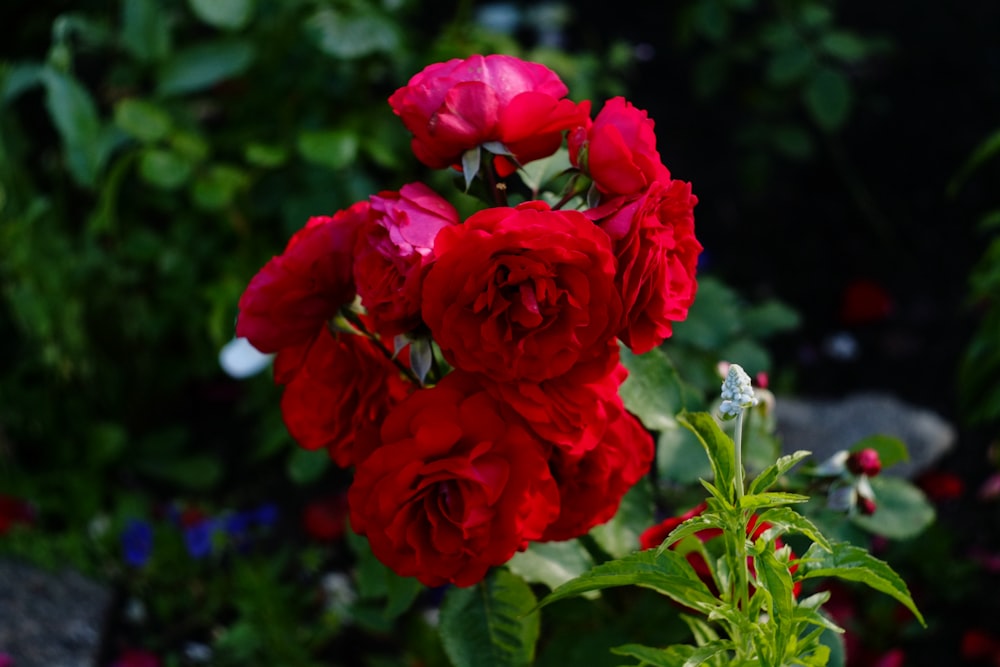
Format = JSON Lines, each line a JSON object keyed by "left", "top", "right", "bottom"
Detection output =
{"left": 847, "top": 448, "right": 882, "bottom": 477}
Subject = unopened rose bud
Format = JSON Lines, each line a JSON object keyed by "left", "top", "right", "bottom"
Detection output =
{"left": 858, "top": 497, "right": 877, "bottom": 515}
{"left": 847, "top": 448, "right": 882, "bottom": 477}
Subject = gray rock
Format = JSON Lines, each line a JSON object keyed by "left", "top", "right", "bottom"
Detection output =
{"left": 774, "top": 392, "right": 957, "bottom": 478}
{"left": 0, "top": 558, "right": 113, "bottom": 667}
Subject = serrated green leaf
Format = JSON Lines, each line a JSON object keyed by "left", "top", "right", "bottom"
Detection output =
{"left": 114, "top": 98, "right": 173, "bottom": 143}
{"left": 507, "top": 539, "right": 595, "bottom": 592}
{"left": 848, "top": 435, "right": 908, "bottom": 468}
{"left": 800, "top": 541, "right": 925, "bottom": 626}
{"left": 537, "top": 548, "right": 719, "bottom": 615}
{"left": 188, "top": 0, "right": 254, "bottom": 30}
{"left": 620, "top": 345, "right": 688, "bottom": 431}
{"left": 297, "top": 128, "right": 359, "bottom": 170}
{"left": 803, "top": 67, "right": 852, "bottom": 131}
{"left": 157, "top": 40, "right": 254, "bottom": 96}
{"left": 678, "top": 411, "right": 735, "bottom": 506}
{"left": 440, "top": 568, "right": 539, "bottom": 667}
{"left": 756, "top": 507, "right": 832, "bottom": 552}
{"left": 681, "top": 640, "right": 734, "bottom": 667}
{"left": 611, "top": 643, "right": 695, "bottom": 667}
{"left": 848, "top": 476, "right": 935, "bottom": 540}
{"left": 655, "top": 513, "right": 722, "bottom": 554}
{"left": 748, "top": 450, "right": 812, "bottom": 495}
{"left": 740, "top": 492, "right": 810, "bottom": 511}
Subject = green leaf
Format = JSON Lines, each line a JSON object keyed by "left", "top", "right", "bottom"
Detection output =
{"left": 677, "top": 411, "right": 735, "bottom": 506}
{"left": 679, "top": 613, "right": 719, "bottom": 647}
{"left": 440, "top": 568, "right": 540, "bottom": 667}
{"left": 297, "top": 128, "right": 359, "bottom": 171}
{"left": 681, "top": 641, "right": 735, "bottom": 667}
{"left": 139, "top": 148, "right": 193, "bottom": 190}
{"left": 949, "top": 126, "right": 1000, "bottom": 195}
{"left": 756, "top": 546, "right": 794, "bottom": 654}
{"left": 188, "top": 0, "right": 254, "bottom": 30}
{"left": 820, "top": 31, "right": 869, "bottom": 63}
{"left": 191, "top": 163, "right": 248, "bottom": 210}
{"left": 244, "top": 142, "right": 288, "bottom": 168}
{"left": 740, "top": 492, "right": 810, "bottom": 511}
{"left": 620, "top": 345, "right": 688, "bottom": 431}
{"left": 692, "top": 0, "right": 730, "bottom": 42}
{"left": 654, "top": 513, "right": 723, "bottom": 553}
{"left": 121, "top": 0, "right": 171, "bottom": 63}
{"left": 748, "top": 450, "right": 812, "bottom": 495}
{"left": 803, "top": 67, "right": 852, "bottom": 131}
{"left": 157, "top": 40, "right": 254, "bottom": 96}
{"left": 40, "top": 67, "right": 106, "bottom": 187}
{"left": 134, "top": 455, "right": 222, "bottom": 490}
{"left": 286, "top": 447, "right": 330, "bottom": 485}
{"left": 756, "top": 507, "right": 832, "bottom": 552}
{"left": 740, "top": 299, "right": 801, "bottom": 338}
{"left": 848, "top": 476, "right": 935, "bottom": 540}
{"left": 537, "top": 548, "right": 719, "bottom": 615}
{"left": 611, "top": 643, "right": 695, "bottom": 667}
{"left": 114, "top": 98, "right": 173, "bottom": 143}
{"left": 589, "top": 478, "right": 654, "bottom": 558}
{"left": 766, "top": 46, "right": 814, "bottom": 86}
{"left": 658, "top": 424, "right": 713, "bottom": 484}
{"left": 2, "top": 63, "right": 43, "bottom": 102}
{"left": 848, "top": 435, "right": 908, "bottom": 469}
{"left": 800, "top": 542, "right": 926, "bottom": 626}
{"left": 507, "top": 539, "right": 595, "bottom": 593}
{"left": 518, "top": 147, "right": 571, "bottom": 194}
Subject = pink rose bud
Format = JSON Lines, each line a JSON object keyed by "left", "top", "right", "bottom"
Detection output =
{"left": 847, "top": 448, "right": 882, "bottom": 477}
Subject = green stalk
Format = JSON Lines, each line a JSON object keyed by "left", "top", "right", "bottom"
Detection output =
{"left": 734, "top": 409, "right": 751, "bottom": 630}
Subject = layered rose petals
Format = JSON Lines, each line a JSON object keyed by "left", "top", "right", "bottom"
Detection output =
{"left": 422, "top": 201, "right": 622, "bottom": 382}
{"left": 353, "top": 182, "right": 460, "bottom": 336}
{"left": 349, "top": 372, "right": 560, "bottom": 587}
{"left": 590, "top": 178, "right": 702, "bottom": 353}
{"left": 236, "top": 202, "right": 369, "bottom": 354}
{"left": 389, "top": 54, "right": 586, "bottom": 170}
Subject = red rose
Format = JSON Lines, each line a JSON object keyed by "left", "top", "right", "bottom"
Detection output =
{"left": 389, "top": 54, "right": 586, "bottom": 171}
{"left": 640, "top": 504, "right": 802, "bottom": 597}
{"left": 570, "top": 97, "right": 670, "bottom": 197}
{"left": 236, "top": 202, "right": 369, "bottom": 354}
{"left": 422, "top": 201, "right": 622, "bottom": 382}
{"left": 348, "top": 371, "right": 560, "bottom": 587}
{"left": 589, "top": 179, "right": 702, "bottom": 353}
{"left": 279, "top": 327, "right": 412, "bottom": 468}
{"left": 540, "top": 395, "right": 654, "bottom": 541}
{"left": 353, "top": 182, "right": 460, "bottom": 336}
{"left": 483, "top": 349, "right": 625, "bottom": 458}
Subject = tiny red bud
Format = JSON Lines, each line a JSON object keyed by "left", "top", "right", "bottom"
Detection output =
{"left": 858, "top": 497, "right": 877, "bottom": 515}
{"left": 847, "top": 448, "right": 882, "bottom": 477}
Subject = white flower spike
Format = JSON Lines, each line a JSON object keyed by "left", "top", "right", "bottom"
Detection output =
{"left": 719, "top": 363, "right": 758, "bottom": 419}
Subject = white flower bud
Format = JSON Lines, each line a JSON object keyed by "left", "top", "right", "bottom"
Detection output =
{"left": 719, "top": 364, "right": 758, "bottom": 419}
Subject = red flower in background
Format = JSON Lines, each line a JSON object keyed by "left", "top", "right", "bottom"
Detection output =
{"left": 353, "top": 183, "right": 460, "bottom": 336}
{"left": 569, "top": 96, "right": 670, "bottom": 197}
{"left": 303, "top": 493, "right": 349, "bottom": 542}
{"left": 422, "top": 201, "right": 622, "bottom": 382}
{"left": 589, "top": 178, "right": 702, "bottom": 353}
{"left": 348, "top": 371, "right": 560, "bottom": 587}
{"left": 112, "top": 649, "right": 161, "bottom": 667}
{"left": 389, "top": 54, "right": 586, "bottom": 172}
{"left": 640, "top": 503, "right": 802, "bottom": 597}
{"left": 236, "top": 203, "right": 369, "bottom": 356}
{"left": 0, "top": 494, "right": 34, "bottom": 535}
{"left": 279, "top": 327, "right": 413, "bottom": 468}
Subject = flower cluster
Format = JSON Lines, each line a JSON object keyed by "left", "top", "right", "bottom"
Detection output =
{"left": 236, "top": 54, "right": 702, "bottom": 587}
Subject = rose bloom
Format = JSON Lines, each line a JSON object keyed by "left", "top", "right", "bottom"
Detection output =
{"left": 349, "top": 371, "right": 560, "bottom": 587}
{"left": 389, "top": 54, "right": 586, "bottom": 172}
{"left": 569, "top": 96, "right": 670, "bottom": 197}
{"left": 353, "top": 182, "right": 459, "bottom": 336}
{"left": 589, "top": 178, "right": 702, "bottom": 354}
{"left": 422, "top": 201, "right": 622, "bottom": 383}
{"left": 236, "top": 202, "right": 370, "bottom": 355}
{"left": 484, "top": 348, "right": 625, "bottom": 458}
{"left": 279, "top": 327, "right": 412, "bottom": 468}
{"left": 640, "top": 502, "right": 802, "bottom": 597}
{"left": 539, "top": 390, "right": 654, "bottom": 541}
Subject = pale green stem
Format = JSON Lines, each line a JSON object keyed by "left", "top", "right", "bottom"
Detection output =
{"left": 734, "top": 408, "right": 751, "bottom": 628}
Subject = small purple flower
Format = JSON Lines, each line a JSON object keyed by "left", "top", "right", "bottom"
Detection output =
{"left": 183, "top": 519, "right": 215, "bottom": 559}
{"left": 121, "top": 519, "right": 153, "bottom": 567}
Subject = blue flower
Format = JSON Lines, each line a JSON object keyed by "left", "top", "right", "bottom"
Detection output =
{"left": 121, "top": 519, "right": 153, "bottom": 567}
{"left": 183, "top": 519, "right": 215, "bottom": 559}
{"left": 251, "top": 503, "right": 278, "bottom": 528}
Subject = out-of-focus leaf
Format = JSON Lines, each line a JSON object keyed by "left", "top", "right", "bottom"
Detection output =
{"left": 190, "top": 163, "right": 249, "bottom": 210}
{"left": 157, "top": 40, "right": 254, "bottom": 96}
{"left": 114, "top": 98, "right": 173, "bottom": 143}
{"left": 139, "top": 147, "right": 193, "bottom": 189}
{"left": 1, "top": 63, "right": 43, "bottom": 102}
{"left": 590, "top": 478, "right": 654, "bottom": 558}
{"left": 286, "top": 447, "right": 329, "bottom": 485}
{"left": 820, "top": 31, "right": 869, "bottom": 63}
{"left": 692, "top": 0, "right": 729, "bottom": 43}
{"left": 849, "top": 476, "right": 935, "bottom": 540}
{"left": 620, "top": 345, "right": 687, "bottom": 431}
{"left": 297, "top": 129, "right": 359, "bottom": 170}
{"left": 244, "top": 142, "right": 288, "bottom": 168}
{"left": 40, "top": 67, "right": 106, "bottom": 187}
{"left": 766, "top": 46, "right": 813, "bottom": 86}
{"left": 507, "top": 539, "right": 596, "bottom": 593}
{"left": 306, "top": 8, "right": 399, "bottom": 59}
{"left": 803, "top": 67, "right": 852, "bottom": 131}
{"left": 188, "top": 0, "right": 254, "bottom": 30}
{"left": 121, "top": 0, "right": 171, "bottom": 63}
